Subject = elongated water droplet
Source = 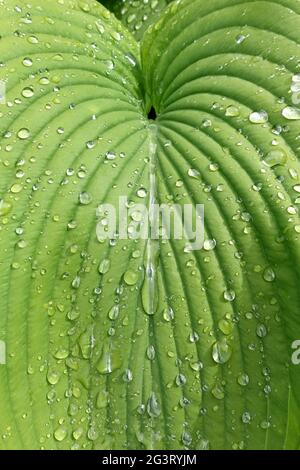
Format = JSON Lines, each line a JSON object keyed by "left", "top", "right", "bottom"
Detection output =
{"left": 99, "top": 258, "right": 111, "bottom": 274}
{"left": 96, "top": 345, "right": 122, "bottom": 375}
{"left": 282, "top": 106, "right": 300, "bottom": 120}
{"left": 147, "top": 392, "right": 161, "bottom": 418}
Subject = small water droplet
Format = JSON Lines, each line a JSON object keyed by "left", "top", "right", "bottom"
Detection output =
{"left": 79, "top": 191, "right": 92, "bottom": 205}
{"left": 223, "top": 289, "right": 236, "bottom": 302}
{"left": 203, "top": 239, "right": 216, "bottom": 251}
{"left": 163, "top": 306, "right": 174, "bottom": 322}
{"left": 188, "top": 168, "right": 200, "bottom": 178}
{"left": 237, "top": 372, "right": 249, "bottom": 386}
{"left": 235, "top": 34, "right": 246, "bottom": 44}
{"left": 225, "top": 105, "right": 240, "bottom": 117}
{"left": 263, "top": 267, "right": 276, "bottom": 282}
{"left": 22, "top": 57, "right": 33, "bottom": 67}
{"left": 256, "top": 323, "right": 267, "bottom": 338}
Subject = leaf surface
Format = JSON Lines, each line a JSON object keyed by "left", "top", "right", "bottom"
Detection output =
{"left": 0, "top": 0, "right": 300, "bottom": 450}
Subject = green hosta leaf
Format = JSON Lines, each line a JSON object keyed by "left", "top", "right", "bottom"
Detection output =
{"left": 142, "top": 0, "right": 300, "bottom": 449}
{"left": 100, "top": 0, "right": 171, "bottom": 40}
{"left": 0, "top": 0, "right": 300, "bottom": 451}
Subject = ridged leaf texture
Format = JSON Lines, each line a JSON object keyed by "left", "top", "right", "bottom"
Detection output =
{"left": 0, "top": 0, "right": 300, "bottom": 450}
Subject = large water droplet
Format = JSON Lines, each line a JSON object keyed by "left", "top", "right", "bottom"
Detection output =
{"left": 263, "top": 267, "right": 276, "bottom": 282}
{"left": 212, "top": 338, "right": 232, "bottom": 364}
{"left": 263, "top": 148, "right": 287, "bottom": 167}
{"left": 281, "top": 106, "right": 300, "bottom": 120}
{"left": 17, "top": 128, "right": 30, "bottom": 140}
{"left": 249, "top": 110, "right": 268, "bottom": 124}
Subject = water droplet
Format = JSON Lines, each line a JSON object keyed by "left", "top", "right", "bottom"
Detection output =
{"left": 212, "top": 383, "right": 225, "bottom": 400}
{"left": 22, "top": 87, "right": 34, "bottom": 98}
{"left": 78, "top": 329, "right": 92, "bottom": 359}
{"left": 256, "top": 323, "right": 267, "bottom": 338}
{"left": 218, "top": 318, "right": 233, "bottom": 335}
{"left": 73, "top": 428, "right": 83, "bottom": 441}
{"left": 87, "top": 427, "right": 98, "bottom": 441}
{"left": 96, "top": 390, "right": 108, "bottom": 409}
{"left": 237, "top": 372, "right": 249, "bottom": 386}
{"left": 147, "top": 392, "right": 161, "bottom": 418}
{"left": 263, "top": 148, "right": 287, "bottom": 167}
{"left": 123, "top": 369, "right": 133, "bottom": 382}
{"left": 223, "top": 289, "right": 236, "bottom": 302}
{"left": 163, "top": 306, "right": 174, "bottom": 322}
{"left": 99, "top": 258, "right": 111, "bottom": 275}
{"left": 54, "top": 427, "right": 67, "bottom": 442}
{"left": 175, "top": 374, "right": 187, "bottom": 386}
{"left": 27, "top": 35, "right": 38, "bottom": 44}
{"left": 71, "top": 275, "right": 81, "bottom": 289}
{"left": 108, "top": 305, "right": 119, "bottom": 321}
{"left": 188, "top": 168, "right": 200, "bottom": 178}
{"left": 22, "top": 57, "right": 33, "bottom": 67}
{"left": 263, "top": 267, "right": 276, "bottom": 282}
{"left": 124, "top": 270, "right": 138, "bottom": 285}
{"left": 225, "top": 105, "right": 240, "bottom": 117}
{"left": 54, "top": 348, "right": 69, "bottom": 360}
{"left": 146, "top": 345, "right": 156, "bottom": 360}
{"left": 79, "top": 191, "right": 92, "bottom": 205}
{"left": 78, "top": 1, "right": 90, "bottom": 12}
{"left": 189, "top": 331, "right": 199, "bottom": 343}
{"left": 10, "top": 183, "right": 22, "bottom": 194}
{"left": 142, "top": 242, "right": 159, "bottom": 316}
{"left": 96, "top": 345, "right": 122, "bottom": 375}
{"left": 293, "top": 185, "right": 300, "bottom": 193}
{"left": 242, "top": 411, "right": 251, "bottom": 424}
{"left": 0, "top": 199, "right": 12, "bottom": 216}
{"left": 86, "top": 140, "right": 95, "bottom": 149}
{"left": 282, "top": 106, "right": 300, "bottom": 120}
{"left": 236, "top": 34, "right": 246, "bottom": 44}
{"left": 182, "top": 431, "right": 192, "bottom": 446}
{"left": 105, "top": 151, "right": 116, "bottom": 160}
{"left": 203, "top": 239, "right": 216, "bottom": 251}
{"left": 17, "top": 128, "right": 30, "bottom": 140}
{"left": 137, "top": 187, "right": 147, "bottom": 198}
{"left": 47, "top": 368, "right": 60, "bottom": 385}
{"left": 212, "top": 338, "right": 232, "bottom": 364}
{"left": 249, "top": 110, "right": 268, "bottom": 124}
